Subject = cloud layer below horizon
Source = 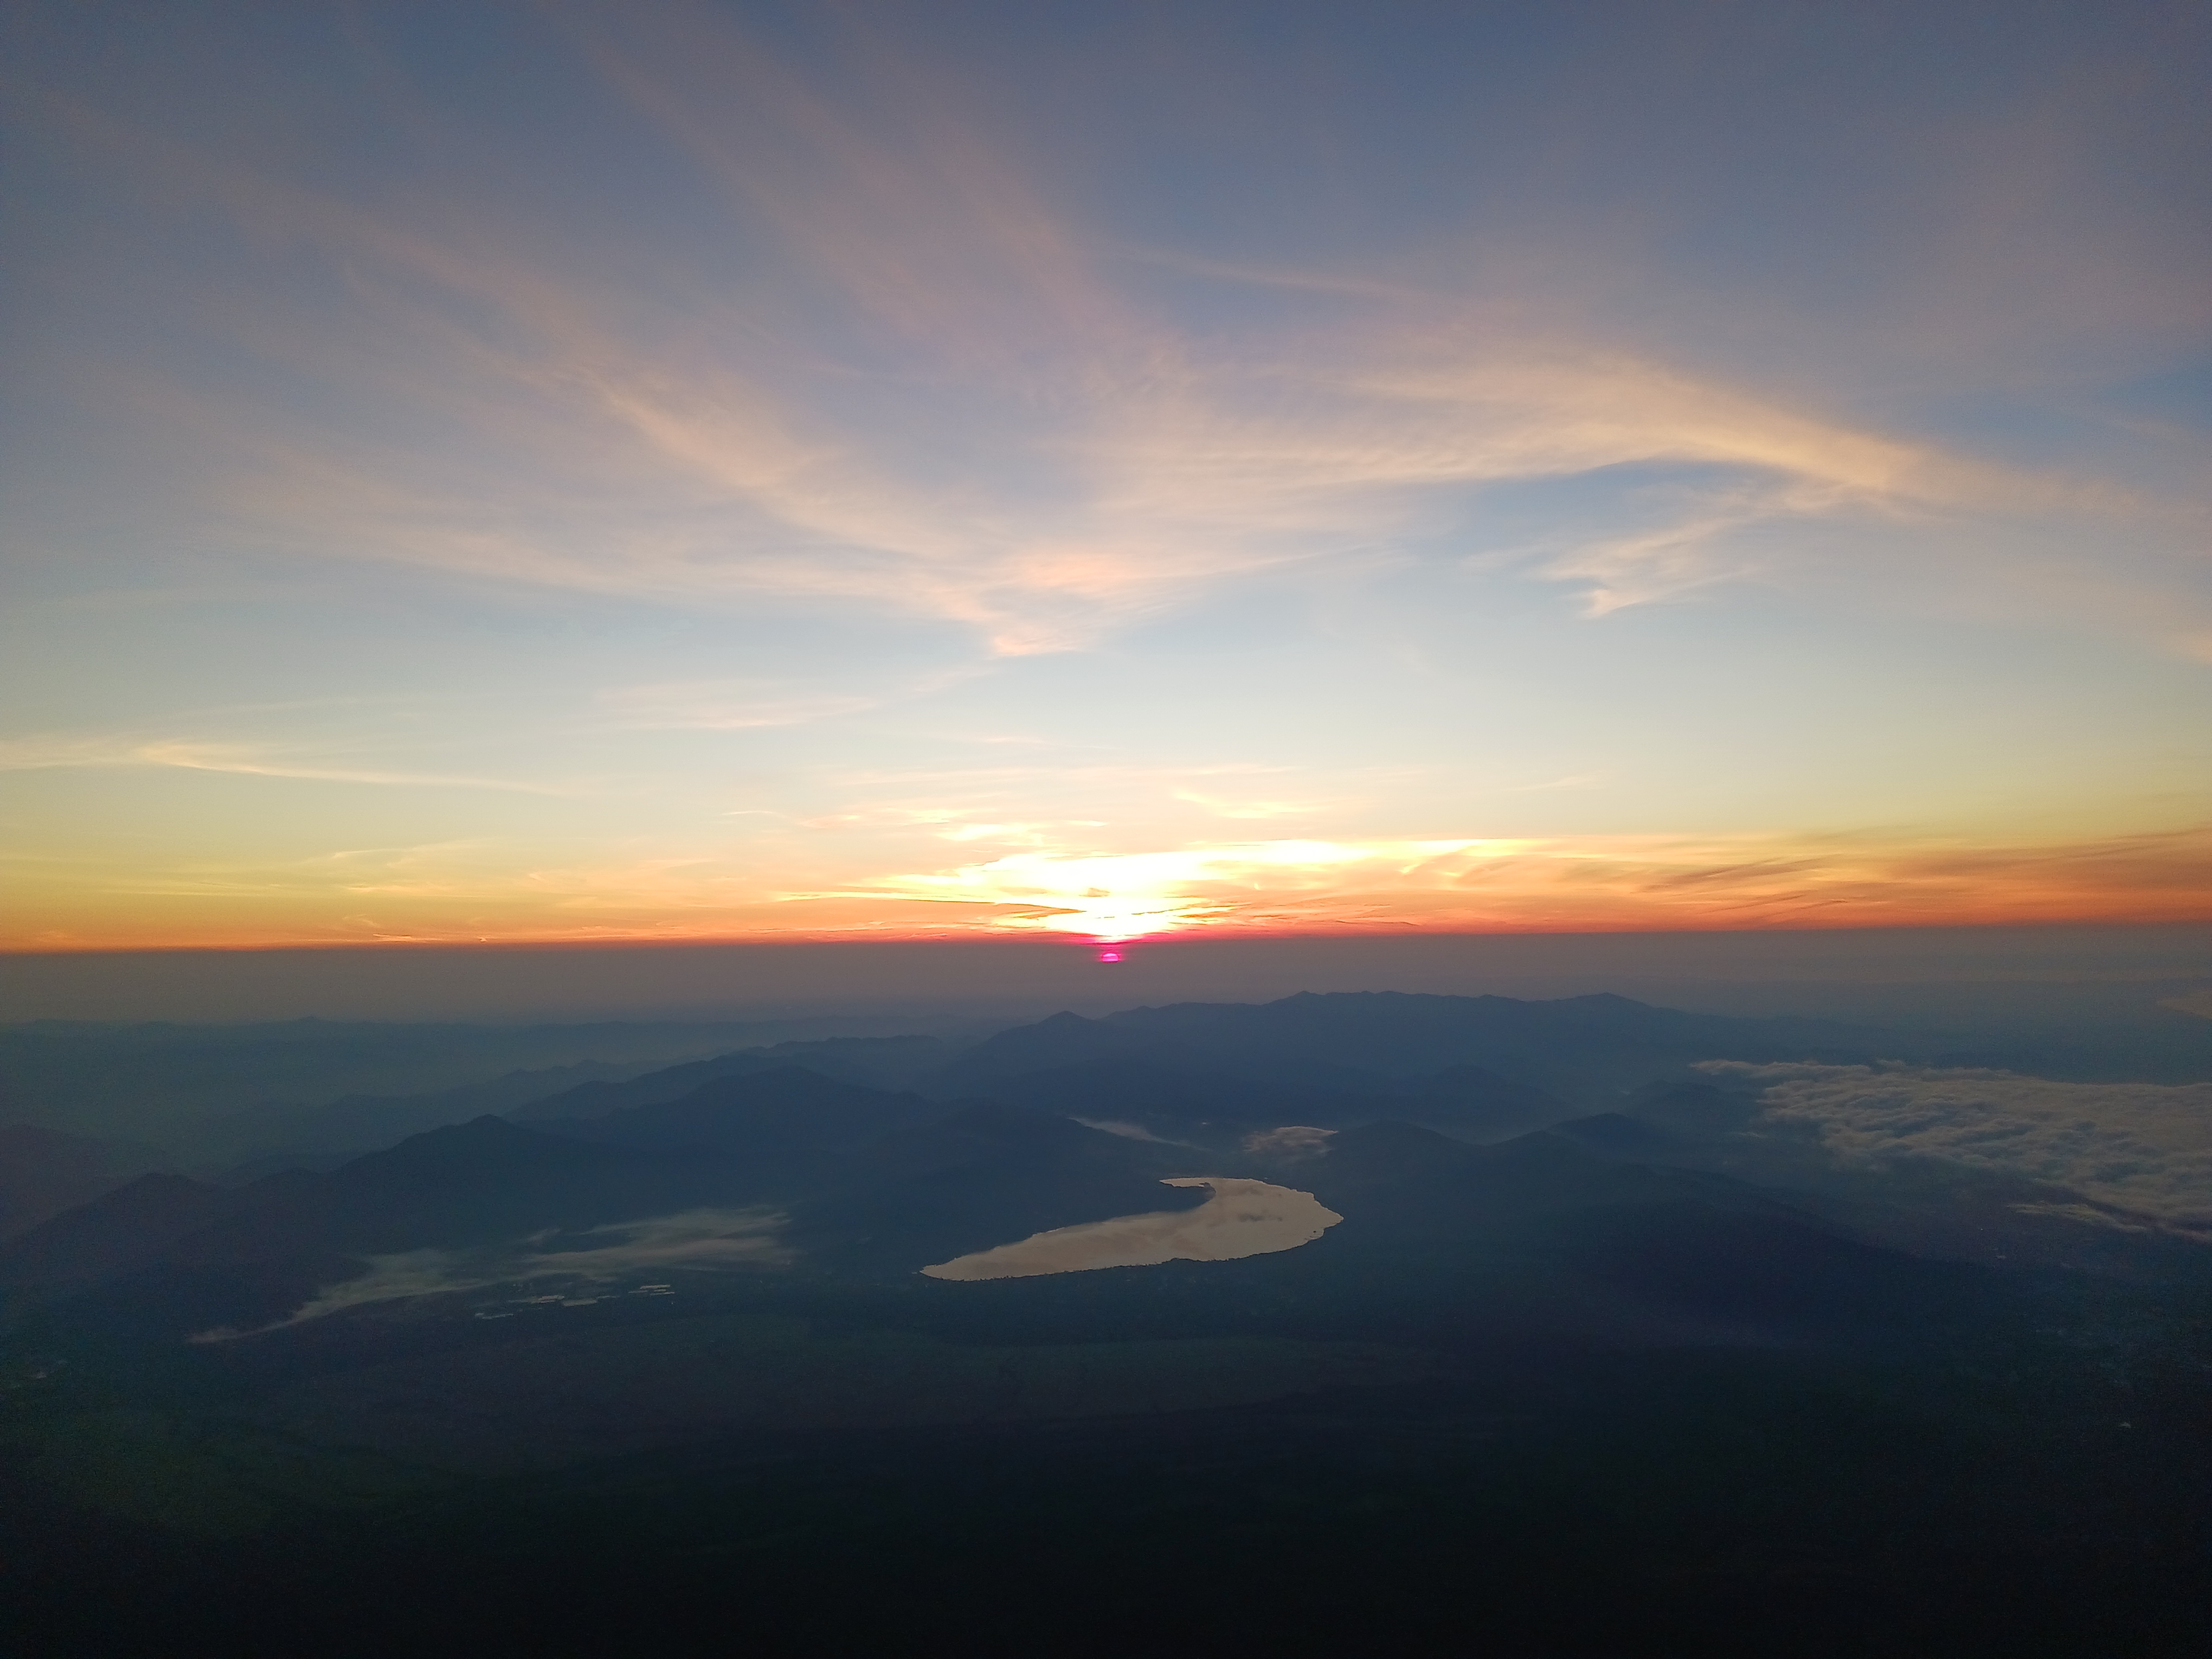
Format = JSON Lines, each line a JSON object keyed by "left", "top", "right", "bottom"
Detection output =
{"left": 1708, "top": 1062, "right": 2212, "bottom": 1234}
{"left": 192, "top": 1207, "right": 789, "bottom": 1341}
{"left": 5, "top": 2, "right": 2208, "bottom": 949}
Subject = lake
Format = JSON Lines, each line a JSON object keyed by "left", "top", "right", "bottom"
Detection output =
{"left": 921, "top": 1177, "right": 1343, "bottom": 1281}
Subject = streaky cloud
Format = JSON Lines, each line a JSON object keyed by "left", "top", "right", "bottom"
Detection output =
{"left": 190, "top": 1207, "right": 789, "bottom": 1342}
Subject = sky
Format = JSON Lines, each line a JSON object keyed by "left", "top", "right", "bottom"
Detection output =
{"left": 3, "top": 0, "right": 2209, "bottom": 956}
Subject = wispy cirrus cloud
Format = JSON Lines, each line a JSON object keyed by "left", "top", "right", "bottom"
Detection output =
{"left": 0, "top": 735, "right": 564, "bottom": 793}
{"left": 594, "top": 683, "right": 886, "bottom": 731}
{"left": 47, "top": 5, "right": 2189, "bottom": 664}
{"left": 593, "top": 662, "right": 986, "bottom": 730}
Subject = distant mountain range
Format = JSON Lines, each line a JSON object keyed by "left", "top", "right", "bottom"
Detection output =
{"left": 14, "top": 988, "right": 2207, "bottom": 1200}
{"left": 0, "top": 990, "right": 1914, "bottom": 1192}
{"left": 4, "top": 989, "right": 2199, "bottom": 1355}
{"left": 503, "top": 989, "right": 1910, "bottom": 1148}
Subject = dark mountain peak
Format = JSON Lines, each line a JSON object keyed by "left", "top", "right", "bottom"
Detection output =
{"left": 1413, "top": 1063, "right": 1562, "bottom": 1106}
{"left": 11, "top": 1169, "right": 218, "bottom": 1231}
{"left": 1481, "top": 1128, "right": 1619, "bottom": 1173}
{"left": 966, "top": 1056, "right": 1390, "bottom": 1129}
{"left": 239, "top": 1165, "right": 336, "bottom": 1201}
{"left": 1330, "top": 1117, "right": 1470, "bottom": 1154}
{"left": 0, "top": 1124, "right": 160, "bottom": 1240}
{"left": 1628, "top": 1081, "right": 1765, "bottom": 1135}
{"left": 1267, "top": 989, "right": 1513, "bottom": 1012}
{"left": 921, "top": 1010, "right": 1175, "bottom": 1096}
{"left": 1449, "top": 1127, "right": 1707, "bottom": 1211}
{"left": 679, "top": 1065, "right": 890, "bottom": 1107}
{"left": 1320, "top": 1118, "right": 1481, "bottom": 1179}
{"left": 1417, "top": 1062, "right": 1514, "bottom": 1088}
{"left": 1558, "top": 992, "right": 1651, "bottom": 1011}
{"left": 1547, "top": 1113, "right": 1690, "bottom": 1159}
{"left": 331, "top": 1114, "right": 611, "bottom": 1186}
{"left": 510, "top": 1048, "right": 783, "bottom": 1122}
{"left": 0, "top": 1171, "right": 230, "bottom": 1293}
{"left": 908, "top": 1098, "right": 1093, "bottom": 1147}
{"left": 423, "top": 1113, "right": 531, "bottom": 1144}
{"left": 1403, "top": 1065, "right": 1570, "bottom": 1140}
{"left": 732, "top": 1034, "right": 951, "bottom": 1091}
{"left": 1295, "top": 989, "right": 1658, "bottom": 1023}
{"left": 860, "top": 1099, "right": 1117, "bottom": 1179}
{"left": 1099, "top": 1001, "right": 1247, "bottom": 1031}
{"left": 175, "top": 1110, "right": 735, "bottom": 1266}
{"left": 565, "top": 1066, "right": 938, "bottom": 1156}
{"left": 1104, "top": 989, "right": 1697, "bottom": 1052}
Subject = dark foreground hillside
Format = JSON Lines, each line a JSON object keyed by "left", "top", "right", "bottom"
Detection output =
{"left": 3, "top": 1335, "right": 2207, "bottom": 1657}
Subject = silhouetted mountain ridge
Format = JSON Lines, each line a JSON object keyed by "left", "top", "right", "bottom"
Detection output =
{"left": 0, "top": 1123, "right": 159, "bottom": 1238}
{"left": 0, "top": 1172, "right": 228, "bottom": 1296}
{"left": 512, "top": 1037, "right": 953, "bottom": 1123}
{"left": 546, "top": 1066, "right": 942, "bottom": 1155}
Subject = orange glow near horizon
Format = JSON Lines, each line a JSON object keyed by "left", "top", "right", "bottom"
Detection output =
{"left": 9, "top": 824, "right": 2206, "bottom": 954}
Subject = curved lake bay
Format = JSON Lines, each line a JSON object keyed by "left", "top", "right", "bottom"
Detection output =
{"left": 921, "top": 1178, "right": 1343, "bottom": 1281}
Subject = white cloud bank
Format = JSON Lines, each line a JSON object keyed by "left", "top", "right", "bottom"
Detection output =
{"left": 190, "top": 1207, "right": 788, "bottom": 1341}
{"left": 1242, "top": 1126, "right": 1339, "bottom": 1158}
{"left": 1701, "top": 1062, "right": 2212, "bottom": 1234}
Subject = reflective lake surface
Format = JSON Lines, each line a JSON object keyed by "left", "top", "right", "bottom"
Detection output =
{"left": 921, "top": 1178, "right": 1343, "bottom": 1281}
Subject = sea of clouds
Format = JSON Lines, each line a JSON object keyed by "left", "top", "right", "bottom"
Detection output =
{"left": 191, "top": 1207, "right": 789, "bottom": 1341}
{"left": 1700, "top": 1061, "right": 2212, "bottom": 1234}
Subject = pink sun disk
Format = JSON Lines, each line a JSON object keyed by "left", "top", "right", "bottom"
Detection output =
{"left": 1096, "top": 949, "right": 1122, "bottom": 963}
